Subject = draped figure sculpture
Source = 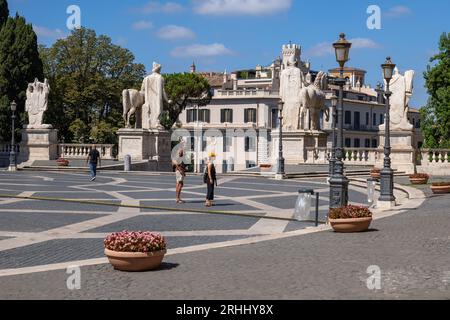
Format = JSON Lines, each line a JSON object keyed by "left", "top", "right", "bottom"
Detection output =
{"left": 383, "top": 68, "right": 414, "bottom": 131}
{"left": 25, "top": 78, "right": 51, "bottom": 129}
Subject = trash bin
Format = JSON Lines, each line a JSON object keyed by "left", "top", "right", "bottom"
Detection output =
{"left": 294, "top": 189, "right": 314, "bottom": 221}
{"left": 124, "top": 155, "right": 131, "bottom": 172}
{"left": 367, "top": 178, "right": 377, "bottom": 205}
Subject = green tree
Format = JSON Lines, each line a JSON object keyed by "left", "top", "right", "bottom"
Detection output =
{"left": 163, "top": 73, "right": 211, "bottom": 129}
{"left": 39, "top": 27, "right": 145, "bottom": 143}
{"left": 421, "top": 32, "right": 450, "bottom": 148}
{"left": 0, "top": 10, "right": 43, "bottom": 142}
{"left": 0, "top": 0, "right": 8, "bottom": 26}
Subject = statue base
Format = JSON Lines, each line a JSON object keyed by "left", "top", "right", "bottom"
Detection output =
{"left": 118, "top": 128, "right": 172, "bottom": 172}
{"left": 271, "top": 130, "right": 327, "bottom": 165}
{"left": 378, "top": 129, "right": 415, "bottom": 174}
{"left": 19, "top": 127, "right": 59, "bottom": 162}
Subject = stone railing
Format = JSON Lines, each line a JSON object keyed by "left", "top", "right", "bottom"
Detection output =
{"left": 58, "top": 144, "right": 115, "bottom": 160}
{"left": 214, "top": 89, "right": 279, "bottom": 99}
{"left": 419, "top": 149, "right": 450, "bottom": 165}
{"left": 305, "top": 147, "right": 381, "bottom": 166}
{"left": 0, "top": 143, "right": 20, "bottom": 155}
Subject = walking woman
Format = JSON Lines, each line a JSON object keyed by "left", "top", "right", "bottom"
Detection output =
{"left": 205, "top": 153, "right": 217, "bottom": 207}
{"left": 173, "top": 149, "right": 186, "bottom": 204}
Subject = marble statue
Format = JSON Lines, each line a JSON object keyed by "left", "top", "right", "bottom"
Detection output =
{"left": 123, "top": 89, "right": 144, "bottom": 128}
{"left": 385, "top": 67, "right": 414, "bottom": 131}
{"left": 279, "top": 56, "right": 307, "bottom": 131}
{"left": 25, "top": 78, "right": 51, "bottom": 129}
{"left": 141, "top": 62, "right": 170, "bottom": 129}
{"left": 299, "top": 71, "right": 329, "bottom": 131}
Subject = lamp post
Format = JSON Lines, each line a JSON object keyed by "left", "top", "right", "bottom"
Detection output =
{"left": 329, "top": 33, "right": 351, "bottom": 209}
{"left": 8, "top": 101, "right": 17, "bottom": 172}
{"left": 379, "top": 57, "right": 396, "bottom": 206}
{"left": 328, "top": 94, "right": 338, "bottom": 178}
{"left": 276, "top": 99, "right": 285, "bottom": 179}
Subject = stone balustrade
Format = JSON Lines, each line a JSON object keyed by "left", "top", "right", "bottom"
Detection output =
{"left": 215, "top": 89, "right": 279, "bottom": 99}
{"left": 420, "top": 149, "right": 450, "bottom": 165}
{"left": 0, "top": 143, "right": 20, "bottom": 155}
{"left": 305, "top": 147, "right": 382, "bottom": 166}
{"left": 58, "top": 144, "right": 115, "bottom": 160}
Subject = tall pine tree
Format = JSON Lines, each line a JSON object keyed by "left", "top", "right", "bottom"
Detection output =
{"left": 0, "top": 1, "right": 43, "bottom": 142}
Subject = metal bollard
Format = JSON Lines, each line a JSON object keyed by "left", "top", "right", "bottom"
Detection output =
{"left": 124, "top": 155, "right": 131, "bottom": 172}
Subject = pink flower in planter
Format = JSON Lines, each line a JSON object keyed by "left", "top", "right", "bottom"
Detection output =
{"left": 104, "top": 230, "right": 167, "bottom": 253}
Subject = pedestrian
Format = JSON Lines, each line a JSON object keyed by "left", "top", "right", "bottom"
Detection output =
{"left": 173, "top": 149, "right": 186, "bottom": 204}
{"left": 86, "top": 145, "right": 101, "bottom": 181}
{"left": 204, "top": 153, "right": 217, "bottom": 207}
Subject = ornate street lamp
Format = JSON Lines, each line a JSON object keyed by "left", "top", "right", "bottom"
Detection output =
{"left": 379, "top": 57, "right": 396, "bottom": 206}
{"left": 8, "top": 100, "right": 17, "bottom": 172}
{"left": 329, "top": 33, "right": 351, "bottom": 209}
{"left": 276, "top": 99, "right": 285, "bottom": 179}
{"left": 328, "top": 94, "right": 338, "bottom": 178}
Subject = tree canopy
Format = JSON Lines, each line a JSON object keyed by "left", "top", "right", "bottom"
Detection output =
{"left": 0, "top": 7, "right": 43, "bottom": 142}
{"left": 39, "top": 27, "right": 146, "bottom": 143}
{"left": 421, "top": 32, "right": 450, "bottom": 148}
{"left": 163, "top": 73, "right": 211, "bottom": 129}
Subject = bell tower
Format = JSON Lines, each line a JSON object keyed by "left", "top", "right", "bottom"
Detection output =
{"left": 282, "top": 43, "right": 301, "bottom": 68}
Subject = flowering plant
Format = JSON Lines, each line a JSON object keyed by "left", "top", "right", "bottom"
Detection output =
{"left": 329, "top": 205, "right": 373, "bottom": 219}
{"left": 431, "top": 182, "right": 450, "bottom": 187}
{"left": 104, "top": 231, "right": 166, "bottom": 253}
{"left": 410, "top": 173, "right": 429, "bottom": 179}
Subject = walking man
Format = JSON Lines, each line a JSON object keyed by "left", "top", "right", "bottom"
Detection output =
{"left": 87, "top": 145, "right": 101, "bottom": 181}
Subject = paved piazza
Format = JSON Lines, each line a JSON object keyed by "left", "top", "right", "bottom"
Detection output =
{"left": 0, "top": 171, "right": 374, "bottom": 274}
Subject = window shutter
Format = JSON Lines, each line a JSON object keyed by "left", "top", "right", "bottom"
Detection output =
{"left": 244, "top": 109, "right": 248, "bottom": 123}
{"left": 221, "top": 109, "right": 225, "bottom": 123}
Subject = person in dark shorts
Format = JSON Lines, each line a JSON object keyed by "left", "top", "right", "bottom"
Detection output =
{"left": 204, "top": 154, "right": 217, "bottom": 207}
{"left": 86, "top": 145, "right": 101, "bottom": 181}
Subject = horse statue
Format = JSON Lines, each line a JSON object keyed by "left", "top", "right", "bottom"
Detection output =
{"left": 299, "top": 71, "right": 329, "bottom": 131}
{"left": 122, "top": 89, "right": 145, "bottom": 129}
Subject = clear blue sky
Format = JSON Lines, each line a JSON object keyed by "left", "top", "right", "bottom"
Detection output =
{"left": 9, "top": 0, "right": 450, "bottom": 108}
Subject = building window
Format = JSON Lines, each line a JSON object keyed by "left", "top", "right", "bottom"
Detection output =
{"left": 380, "top": 114, "right": 384, "bottom": 125}
{"left": 412, "top": 118, "right": 416, "bottom": 126}
{"left": 223, "top": 136, "right": 232, "bottom": 152}
{"left": 186, "top": 109, "right": 198, "bottom": 123}
{"left": 354, "top": 138, "right": 360, "bottom": 148}
{"left": 345, "top": 138, "right": 351, "bottom": 148}
{"left": 271, "top": 109, "right": 279, "bottom": 128}
{"left": 416, "top": 119, "right": 421, "bottom": 129}
{"left": 373, "top": 113, "right": 377, "bottom": 126}
{"left": 245, "top": 136, "right": 256, "bottom": 152}
{"left": 366, "top": 112, "right": 370, "bottom": 126}
{"left": 372, "top": 139, "right": 378, "bottom": 148}
{"left": 244, "top": 108, "right": 257, "bottom": 123}
{"left": 345, "top": 111, "right": 352, "bottom": 125}
{"left": 199, "top": 109, "right": 210, "bottom": 123}
{"left": 246, "top": 160, "right": 257, "bottom": 169}
{"left": 365, "top": 139, "right": 371, "bottom": 148}
{"left": 221, "top": 109, "right": 233, "bottom": 123}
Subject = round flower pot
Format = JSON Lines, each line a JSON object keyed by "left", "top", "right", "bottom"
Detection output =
{"left": 430, "top": 185, "right": 450, "bottom": 195}
{"left": 329, "top": 217, "right": 372, "bottom": 233}
{"left": 409, "top": 177, "right": 428, "bottom": 185}
{"left": 259, "top": 164, "right": 272, "bottom": 172}
{"left": 370, "top": 171, "right": 381, "bottom": 179}
{"left": 104, "top": 248, "right": 167, "bottom": 272}
{"left": 56, "top": 159, "right": 69, "bottom": 167}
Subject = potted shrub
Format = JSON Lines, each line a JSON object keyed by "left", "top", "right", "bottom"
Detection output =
{"left": 409, "top": 173, "right": 429, "bottom": 185}
{"left": 430, "top": 182, "right": 450, "bottom": 195}
{"left": 328, "top": 205, "right": 373, "bottom": 233}
{"left": 259, "top": 164, "right": 272, "bottom": 172}
{"left": 370, "top": 167, "right": 381, "bottom": 179}
{"left": 104, "top": 231, "right": 167, "bottom": 272}
{"left": 56, "top": 157, "right": 69, "bottom": 167}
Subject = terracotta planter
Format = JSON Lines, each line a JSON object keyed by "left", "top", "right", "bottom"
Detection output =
{"left": 259, "top": 164, "right": 272, "bottom": 172}
{"left": 329, "top": 217, "right": 372, "bottom": 233}
{"left": 430, "top": 185, "right": 450, "bottom": 195}
{"left": 104, "top": 248, "right": 167, "bottom": 272}
{"left": 370, "top": 171, "right": 381, "bottom": 179}
{"left": 57, "top": 160, "right": 69, "bottom": 167}
{"left": 409, "top": 177, "right": 428, "bottom": 185}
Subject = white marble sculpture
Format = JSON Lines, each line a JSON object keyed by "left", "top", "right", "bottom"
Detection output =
{"left": 122, "top": 89, "right": 144, "bottom": 128}
{"left": 280, "top": 56, "right": 307, "bottom": 131}
{"left": 385, "top": 68, "right": 414, "bottom": 131}
{"left": 299, "top": 71, "right": 329, "bottom": 131}
{"left": 141, "top": 62, "right": 170, "bottom": 130}
{"left": 25, "top": 78, "right": 52, "bottom": 129}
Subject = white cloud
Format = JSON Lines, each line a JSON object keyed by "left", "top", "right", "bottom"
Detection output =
{"left": 135, "top": 1, "right": 184, "bottom": 14}
{"left": 156, "top": 25, "right": 196, "bottom": 40}
{"left": 385, "top": 6, "right": 413, "bottom": 18}
{"left": 193, "top": 0, "right": 292, "bottom": 16}
{"left": 132, "top": 21, "right": 154, "bottom": 30}
{"left": 33, "top": 25, "right": 67, "bottom": 40}
{"left": 171, "top": 43, "right": 234, "bottom": 58}
{"left": 305, "top": 38, "right": 380, "bottom": 57}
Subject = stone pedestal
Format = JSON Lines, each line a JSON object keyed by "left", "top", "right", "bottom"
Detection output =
{"left": 271, "top": 130, "right": 327, "bottom": 165}
{"left": 378, "top": 129, "right": 415, "bottom": 174}
{"left": 19, "top": 128, "right": 58, "bottom": 163}
{"left": 118, "top": 128, "right": 172, "bottom": 172}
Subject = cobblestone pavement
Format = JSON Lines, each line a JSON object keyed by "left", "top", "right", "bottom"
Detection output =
{"left": 0, "top": 171, "right": 444, "bottom": 300}
{"left": 0, "top": 171, "right": 374, "bottom": 272}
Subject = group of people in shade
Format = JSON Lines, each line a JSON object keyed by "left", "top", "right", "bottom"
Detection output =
{"left": 86, "top": 146, "right": 217, "bottom": 207}
{"left": 173, "top": 150, "right": 218, "bottom": 207}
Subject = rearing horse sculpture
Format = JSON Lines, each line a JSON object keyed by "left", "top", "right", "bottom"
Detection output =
{"left": 299, "top": 71, "right": 329, "bottom": 131}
